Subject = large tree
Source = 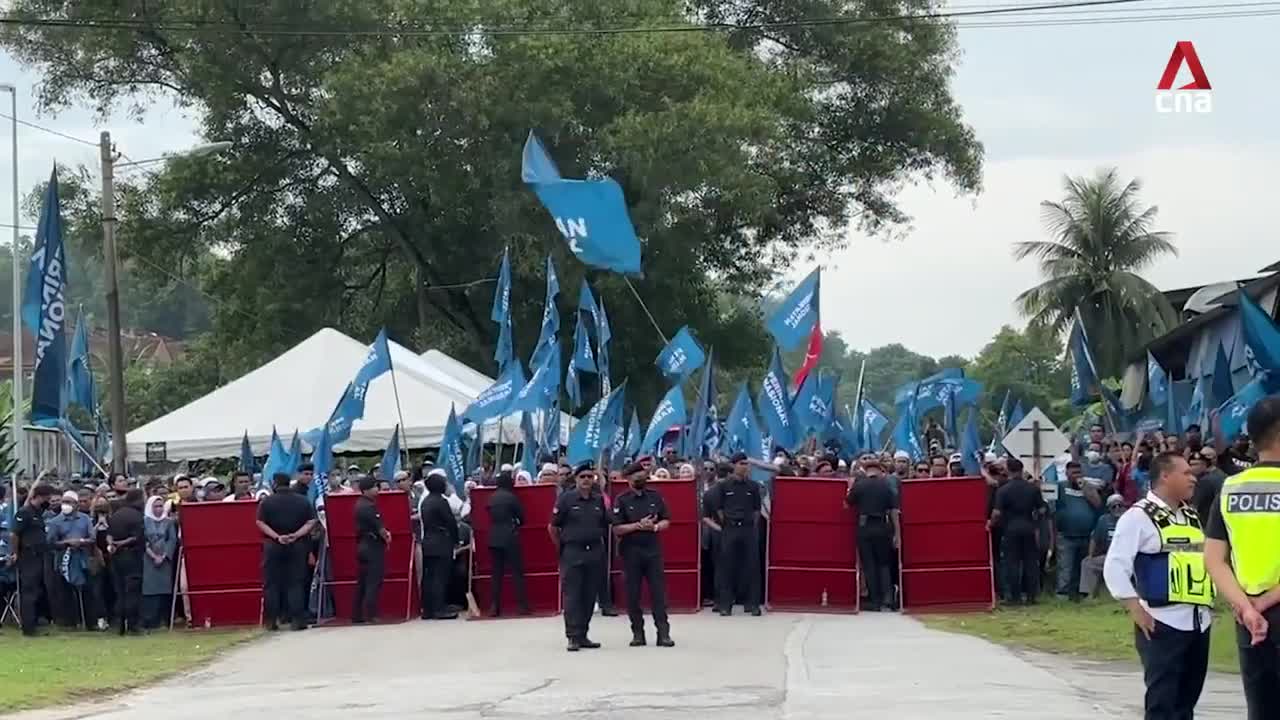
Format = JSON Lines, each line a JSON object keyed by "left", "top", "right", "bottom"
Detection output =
{"left": 3, "top": 0, "right": 981, "bottom": 416}
{"left": 1014, "top": 168, "right": 1178, "bottom": 379}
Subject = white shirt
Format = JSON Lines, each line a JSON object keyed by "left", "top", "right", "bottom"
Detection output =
{"left": 1103, "top": 492, "right": 1212, "bottom": 632}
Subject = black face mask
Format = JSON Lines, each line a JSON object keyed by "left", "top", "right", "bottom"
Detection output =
{"left": 631, "top": 476, "right": 648, "bottom": 490}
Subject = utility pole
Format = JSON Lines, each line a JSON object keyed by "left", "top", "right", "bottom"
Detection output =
{"left": 100, "top": 131, "right": 127, "bottom": 473}
{"left": 2, "top": 84, "right": 22, "bottom": 477}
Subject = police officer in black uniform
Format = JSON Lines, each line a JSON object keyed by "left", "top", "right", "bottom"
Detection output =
{"left": 353, "top": 475, "right": 392, "bottom": 624}
{"left": 487, "top": 471, "right": 530, "bottom": 617}
{"left": 704, "top": 452, "right": 763, "bottom": 616}
{"left": 612, "top": 461, "right": 675, "bottom": 647}
{"left": 419, "top": 470, "right": 460, "bottom": 620}
{"left": 256, "top": 472, "right": 317, "bottom": 631}
{"left": 107, "top": 488, "right": 146, "bottom": 635}
{"left": 11, "top": 484, "right": 54, "bottom": 636}
{"left": 550, "top": 461, "right": 609, "bottom": 651}
{"left": 846, "top": 457, "right": 900, "bottom": 611}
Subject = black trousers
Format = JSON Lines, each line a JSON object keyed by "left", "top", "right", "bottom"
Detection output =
{"left": 561, "top": 552, "right": 603, "bottom": 640}
{"left": 717, "top": 524, "right": 759, "bottom": 611}
{"left": 622, "top": 550, "right": 669, "bottom": 635}
{"left": 857, "top": 519, "right": 894, "bottom": 610}
{"left": 142, "top": 594, "right": 171, "bottom": 629}
{"left": 353, "top": 541, "right": 385, "bottom": 622}
{"left": 17, "top": 554, "right": 48, "bottom": 634}
{"left": 1134, "top": 620, "right": 1210, "bottom": 720}
{"left": 1237, "top": 607, "right": 1280, "bottom": 720}
{"left": 1001, "top": 531, "right": 1040, "bottom": 602}
{"left": 489, "top": 544, "right": 529, "bottom": 614}
{"left": 596, "top": 533, "right": 614, "bottom": 611}
{"left": 420, "top": 553, "right": 451, "bottom": 618}
{"left": 112, "top": 553, "right": 143, "bottom": 632}
{"left": 990, "top": 527, "right": 1005, "bottom": 600}
{"left": 262, "top": 541, "right": 306, "bottom": 627}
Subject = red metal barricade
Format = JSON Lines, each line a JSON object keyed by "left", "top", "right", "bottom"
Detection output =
{"left": 469, "top": 484, "right": 561, "bottom": 616}
{"left": 607, "top": 479, "right": 701, "bottom": 612}
{"left": 898, "top": 476, "right": 995, "bottom": 612}
{"left": 766, "top": 477, "right": 859, "bottom": 612}
{"left": 322, "top": 491, "right": 416, "bottom": 623}
{"left": 179, "top": 500, "right": 264, "bottom": 627}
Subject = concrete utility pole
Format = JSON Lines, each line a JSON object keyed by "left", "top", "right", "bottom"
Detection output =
{"left": 1, "top": 84, "right": 22, "bottom": 475}
{"left": 100, "top": 131, "right": 127, "bottom": 473}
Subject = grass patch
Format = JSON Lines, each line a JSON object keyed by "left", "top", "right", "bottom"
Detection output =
{"left": 0, "top": 628, "right": 259, "bottom": 712}
{"left": 921, "top": 599, "right": 1239, "bottom": 674}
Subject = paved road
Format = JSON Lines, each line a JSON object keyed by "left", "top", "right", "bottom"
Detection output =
{"left": 11, "top": 612, "right": 1246, "bottom": 720}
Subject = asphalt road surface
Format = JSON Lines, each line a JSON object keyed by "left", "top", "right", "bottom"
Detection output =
{"left": 10, "top": 612, "right": 1246, "bottom": 719}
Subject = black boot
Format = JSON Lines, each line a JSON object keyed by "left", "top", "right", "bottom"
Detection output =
{"left": 579, "top": 638, "right": 601, "bottom": 649}
{"left": 566, "top": 638, "right": 581, "bottom": 652}
{"left": 656, "top": 633, "right": 675, "bottom": 648}
{"left": 630, "top": 632, "right": 647, "bottom": 647}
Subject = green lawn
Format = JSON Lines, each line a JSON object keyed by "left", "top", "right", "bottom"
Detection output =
{"left": 921, "top": 599, "right": 1240, "bottom": 673}
{"left": 0, "top": 628, "right": 259, "bottom": 712}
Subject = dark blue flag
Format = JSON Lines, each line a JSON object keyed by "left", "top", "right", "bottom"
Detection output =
{"left": 655, "top": 326, "right": 706, "bottom": 384}
{"left": 766, "top": 268, "right": 820, "bottom": 351}
{"left": 520, "top": 412, "right": 539, "bottom": 471}
{"left": 530, "top": 257, "right": 561, "bottom": 371}
{"left": 492, "top": 249, "right": 514, "bottom": 371}
{"left": 566, "top": 381, "right": 627, "bottom": 466}
{"left": 308, "top": 424, "right": 334, "bottom": 505}
{"left": 641, "top": 385, "right": 687, "bottom": 453}
{"left": 892, "top": 385, "right": 925, "bottom": 461}
{"left": 1164, "top": 381, "right": 1183, "bottom": 436}
{"left": 1211, "top": 342, "right": 1236, "bottom": 411}
{"left": 757, "top": 347, "right": 797, "bottom": 452}
{"left": 22, "top": 170, "right": 69, "bottom": 425}
{"left": 440, "top": 406, "right": 467, "bottom": 495}
{"left": 239, "top": 431, "right": 255, "bottom": 474}
{"left": 462, "top": 361, "right": 527, "bottom": 425}
{"left": 858, "top": 399, "right": 890, "bottom": 453}
{"left": 1238, "top": 289, "right": 1280, "bottom": 382}
{"left": 1068, "top": 308, "right": 1101, "bottom": 408}
{"left": 284, "top": 431, "right": 302, "bottom": 477}
{"left": 66, "top": 307, "right": 93, "bottom": 414}
{"left": 542, "top": 400, "right": 562, "bottom": 456}
{"left": 960, "top": 409, "right": 982, "bottom": 476}
{"left": 597, "top": 296, "right": 613, "bottom": 397}
{"left": 380, "top": 425, "right": 401, "bottom": 480}
{"left": 522, "top": 132, "right": 643, "bottom": 275}
{"left": 683, "top": 349, "right": 717, "bottom": 459}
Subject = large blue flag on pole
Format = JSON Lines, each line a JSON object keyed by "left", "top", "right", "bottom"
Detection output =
{"left": 623, "top": 409, "right": 642, "bottom": 460}
{"left": 462, "top": 360, "right": 527, "bottom": 425}
{"left": 509, "top": 343, "right": 560, "bottom": 413}
{"left": 641, "top": 385, "right": 687, "bottom": 453}
{"left": 22, "top": 170, "right": 69, "bottom": 426}
{"left": 1211, "top": 342, "right": 1236, "bottom": 413}
{"left": 520, "top": 412, "right": 539, "bottom": 471}
{"left": 597, "top": 297, "right": 613, "bottom": 397}
{"left": 765, "top": 268, "right": 820, "bottom": 351}
{"left": 284, "top": 431, "right": 303, "bottom": 477}
{"left": 682, "top": 349, "right": 716, "bottom": 459}
{"left": 655, "top": 326, "right": 706, "bottom": 384}
{"left": 380, "top": 425, "right": 402, "bottom": 480}
{"left": 522, "top": 132, "right": 642, "bottom": 274}
{"left": 258, "top": 428, "right": 287, "bottom": 493}
{"left": 1216, "top": 377, "right": 1266, "bottom": 442}
{"left": 566, "top": 381, "right": 627, "bottom": 466}
{"left": 308, "top": 424, "right": 334, "bottom": 504}
{"left": 1237, "top": 289, "right": 1280, "bottom": 383}
{"left": 757, "top": 347, "right": 798, "bottom": 452}
{"left": 492, "top": 249, "right": 514, "bottom": 372}
{"left": 571, "top": 313, "right": 596, "bottom": 374}
{"left": 1068, "top": 308, "right": 1102, "bottom": 408}
{"left": 722, "top": 383, "right": 754, "bottom": 455}
{"left": 530, "top": 257, "right": 561, "bottom": 371}
{"left": 1147, "top": 352, "right": 1170, "bottom": 407}
{"left": 440, "top": 406, "right": 467, "bottom": 495}
{"left": 960, "top": 409, "right": 982, "bottom": 476}
{"left": 66, "top": 307, "right": 93, "bottom": 414}
{"left": 239, "top": 431, "right": 255, "bottom": 474}
{"left": 858, "top": 398, "right": 890, "bottom": 453}
{"left": 892, "top": 384, "right": 926, "bottom": 460}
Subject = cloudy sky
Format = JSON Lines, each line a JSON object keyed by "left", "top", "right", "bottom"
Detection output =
{"left": 0, "top": 5, "right": 1274, "bottom": 360}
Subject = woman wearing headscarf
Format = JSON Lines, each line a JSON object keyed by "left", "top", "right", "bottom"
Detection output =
{"left": 142, "top": 495, "right": 178, "bottom": 629}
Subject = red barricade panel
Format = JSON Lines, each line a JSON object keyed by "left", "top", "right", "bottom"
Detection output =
{"left": 470, "top": 484, "right": 561, "bottom": 615}
{"left": 608, "top": 479, "right": 701, "bottom": 612}
{"left": 899, "top": 477, "right": 994, "bottom": 612}
{"left": 766, "top": 477, "right": 858, "bottom": 612}
{"left": 180, "top": 500, "right": 264, "bottom": 627}
{"left": 323, "top": 491, "right": 415, "bottom": 622}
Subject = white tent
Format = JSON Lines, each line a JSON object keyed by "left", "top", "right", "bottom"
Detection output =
{"left": 125, "top": 328, "right": 571, "bottom": 461}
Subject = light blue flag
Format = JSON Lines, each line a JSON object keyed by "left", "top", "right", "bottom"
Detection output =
{"left": 960, "top": 409, "right": 982, "bottom": 476}
{"left": 571, "top": 313, "right": 597, "bottom": 373}
{"left": 530, "top": 257, "right": 561, "bottom": 371}
{"left": 988, "top": 390, "right": 1010, "bottom": 454}
{"left": 1009, "top": 400, "right": 1026, "bottom": 431}
{"left": 308, "top": 425, "right": 334, "bottom": 505}
{"left": 66, "top": 307, "right": 93, "bottom": 413}
{"left": 1211, "top": 342, "right": 1235, "bottom": 412}
{"left": 757, "top": 347, "right": 797, "bottom": 452}
{"left": 655, "top": 326, "right": 706, "bottom": 384}
{"left": 239, "top": 432, "right": 255, "bottom": 474}
{"left": 641, "top": 385, "right": 687, "bottom": 452}
{"left": 522, "top": 132, "right": 643, "bottom": 275}
{"left": 492, "top": 249, "right": 514, "bottom": 371}
{"left": 793, "top": 371, "right": 837, "bottom": 438}
{"left": 1216, "top": 377, "right": 1266, "bottom": 442}
{"left": 722, "top": 383, "right": 754, "bottom": 455}
{"left": 1165, "top": 381, "right": 1183, "bottom": 436}
{"left": 1183, "top": 377, "right": 1206, "bottom": 431}
{"left": 893, "top": 368, "right": 965, "bottom": 408}
{"left": 465, "top": 425, "right": 483, "bottom": 478}
{"left": 521, "top": 412, "right": 539, "bottom": 471}
{"left": 566, "top": 381, "right": 627, "bottom": 466}
{"left": 1068, "top": 308, "right": 1101, "bottom": 407}
{"left": 509, "top": 343, "right": 560, "bottom": 413}
{"left": 318, "top": 330, "right": 394, "bottom": 446}
{"left": 1238, "top": 289, "right": 1280, "bottom": 383}
{"left": 858, "top": 398, "right": 890, "bottom": 452}
{"left": 23, "top": 170, "right": 69, "bottom": 426}
{"left": 380, "top": 425, "right": 401, "bottom": 480}
{"left": 566, "top": 343, "right": 584, "bottom": 411}
{"left": 462, "top": 361, "right": 527, "bottom": 425}
{"left": 440, "top": 406, "right": 467, "bottom": 495}
{"left": 1147, "top": 352, "right": 1170, "bottom": 407}
{"left": 766, "top": 268, "right": 820, "bottom": 351}
{"left": 597, "top": 297, "right": 612, "bottom": 397}
{"left": 609, "top": 407, "right": 630, "bottom": 467}
{"left": 542, "top": 401, "right": 562, "bottom": 455}
{"left": 258, "top": 428, "right": 287, "bottom": 492}
{"left": 682, "top": 349, "right": 716, "bottom": 458}
{"left": 892, "top": 385, "right": 925, "bottom": 461}
{"left": 578, "top": 280, "right": 600, "bottom": 334}
{"left": 624, "top": 410, "right": 642, "bottom": 460}
{"left": 284, "top": 431, "right": 303, "bottom": 477}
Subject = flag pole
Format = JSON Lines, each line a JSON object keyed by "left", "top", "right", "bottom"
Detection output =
{"left": 623, "top": 277, "right": 669, "bottom": 345}
{"left": 387, "top": 357, "right": 412, "bottom": 473}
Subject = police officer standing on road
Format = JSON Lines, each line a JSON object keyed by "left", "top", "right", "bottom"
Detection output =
{"left": 846, "top": 457, "right": 900, "bottom": 612}
{"left": 352, "top": 476, "right": 391, "bottom": 624}
{"left": 10, "top": 484, "right": 53, "bottom": 636}
{"left": 704, "top": 452, "right": 763, "bottom": 616}
{"left": 487, "top": 470, "right": 530, "bottom": 617}
{"left": 419, "top": 470, "right": 460, "bottom": 620}
{"left": 612, "top": 462, "right": 675, "bottom": 647}
{"left": 256, "top": 472, "right": 317, "bottom": 631}
{"left": 1205, "top": 396, "right": 1280, "bottom": 719}
{"left": 550, "top": 461, "right": 609, "bottom": 651}
{"left": 107, "top": 488, "right": 146, "bottom": 635}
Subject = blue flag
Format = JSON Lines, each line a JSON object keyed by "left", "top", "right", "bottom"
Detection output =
{"left": 380, "top": 425, "right": 402, "bottom": 480}
{"left": 522, "top": 132, "right": 643, "bottom": 275}
{"left": 440, "top": 406, "right": 467, "bottom": 495}
{"left": 1164, "top": 381, "right": 1183, "bottom": 436}
{"left": 566, "top": 342, "right": 584, "bottom": 411}
{"left": 655, "top": 326, "right": 706, "bottom": 384}
{"left": 23, "top": 170, "right": 69, "bottom": 425}
{"left": 597, "top": 297, "right": 612, "bottom": 397}
{"left": 1238, "top": 289, "right": 1280, "bottom": 382}
{"left": 641, "top": 385, "right": 687, "bottom": 453}
{"left": 521, "top": 412, "right": 539, "bottom": 471}
{"left": 1068, "top": 308, "right": 1101, "bottom": 407}
{"left": 624, "top": 410, "right": 642, "bottom": 460}
{"left": 530, "top": 257, "right": 561, "bottom": 371}
{"left": 1216, "top": 377, "right": 1266, "bottom": 442}
{"left": 542, "top": 401, "right": 562, "bottom": 455}
{"left": 492, "top": 249, "right": 514, "bottom": 371}
{"left": 766, "top": 268, "right": 820, "bottom": 351}
{"left": 320, "top": 330, "right": 394, "bottom": 446}
{"left": 757, "top": 347, "right": 798, "bottom": 452}
{"left": 462, "top": 361, "right": 527, "bottom": 425}
{"left": 259, "top": 428, "right": 287, "bottom": 492}
{"left": 1211, "top": 342, "right": 1236, "bottom": 411}
{"left": 722, "top": 383, "right": 755, "bottom": 455}
{"left": 566, "top": 382, "right": 627, "bottom": 466}
{"left": 284, "top": 431, "right": 303, "bottom": 477}
{"left": 465, "top": 425, "right": 483, "bottom": 478}
{"left": 988, "top": 390, "right": 1010, "bottom": 454}
{"left": 1009, "top": 400, "right": 1026, "bottom": 432}
{"left": 239, "top": 431, "right": 255, "bottom": 474}
{"left": 571, "top": 313, "right": 597, "bottom": 374}
{"left": 683, "top": 349, "right": 717, "bottom": 459}
{"left": 66, "top": 307, "right": 93, "bottom": 414}
{"left": 892, "top": 385, "right": 925, "bottom": 461}
{"left": 608, "top": 406, "right": 630, "bottom": 468}
{"left": 509, "top": 343, "right": 560, "bottom": 413}
{"left": 793, "top": 371, "right": 837, "bottom": 438}
{"left": 960, "top": 409, "right": 982, "bottom": 476}
{"left": 858, "top": 399, "right": 890, "bottom": 453}
{"left": 1147, "top": 352, "right": 1170, "bottom": 407}
{"left": 308, "top": 424, "right": 334, "bottom": 504}
{"left": 1184, "top": 376, "right": 1206, "bottom": 431}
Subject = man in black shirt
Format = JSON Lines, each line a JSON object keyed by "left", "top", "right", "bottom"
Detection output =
{"left": 418, "top": 470, "right": 459, "bottom": 620}
{"left": 352, "top": 476, "right": 391, "bottom": 624}
{"left": 487, "top": 471, "right": 529, "bottom": 617}
{"left": 107, "top": 488, "right": 146, "bottom": 635}
{"left": 11, "top": 484, "right": 54, "bottom": 636}
{"left": 847, "top": 458, "right": 899, "bottom": 611}
{"left": 612, "top": 462, "right": 674, "bottom": 647}
{"left": 550, "top": 462, "right": 609, "bottom": 651}
{"left": 991, "top": 459, "right": 1046, "bottom": 604}
{"left": 256, "top": 473, "right": 317, "bottom": 631}
{"left": 703, "top": 452, "right": 763, "bottom": 616}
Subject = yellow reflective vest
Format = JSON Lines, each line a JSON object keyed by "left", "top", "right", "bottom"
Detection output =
{"left": 1218, "top": 465, "right": 1280, "bottom": 595}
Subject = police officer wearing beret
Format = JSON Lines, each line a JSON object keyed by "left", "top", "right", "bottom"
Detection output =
{"left": 549, "top": 461, "right": 610, "bottom": 651}
{"left": 612, "top": 462, "right": 675, "bottom": 647}
{"left": 703, "top": 452, "right": 763, "bottom": 616}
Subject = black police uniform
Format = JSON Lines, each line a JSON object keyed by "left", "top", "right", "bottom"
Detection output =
{"left": 13, "top": 502, "right": 50, "bottom": 635}
{"left": 256, "top": 488, "right": 316, "bottom": 629}
{"left": 418, "top": 491, "right": 459, "bottom": 619}
{"left": 552, "top": 488, "right": 609, "bottom": 647}
{"left": 993, "top": 478, "right": 1046, "bottom": 603}
{"left": 352, "top": 495, "right": 387, "bottom": 623}
{"left": 612, "top": 486, "right": 672, "bottom": 643}
{"left": 486, "top": 486, "right": 529, "bottom": 616}
{"left": 706, "top": 476, "right": 762, "bottom": 614}
{"left": 847, "top": 473, "right": 897, "bottom": 611}
{"left": 106, "top": 502, "right": 145, "bottom": 634}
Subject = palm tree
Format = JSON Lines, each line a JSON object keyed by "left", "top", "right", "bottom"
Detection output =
{"left": 1013, "top": 168, "right": 1178, "bottom": 378}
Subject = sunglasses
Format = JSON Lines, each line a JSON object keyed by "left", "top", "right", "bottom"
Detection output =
{"left": 915, "top": 466, "right": 929, "bottom": 473}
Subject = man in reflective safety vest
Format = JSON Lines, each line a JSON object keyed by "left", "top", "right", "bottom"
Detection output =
{"left": 1206, "top": 396, "right": 1280, "bottom": 720}
{"left": 1104, "top": 451, "right": 1214, "bottom": 719}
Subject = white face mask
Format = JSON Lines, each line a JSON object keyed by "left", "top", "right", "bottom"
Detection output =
{"left": 1085, "top": 451, "right": 1102, "bottom": 463}
{"left": 60, "top": 503, "right": 74, "bottom": 515}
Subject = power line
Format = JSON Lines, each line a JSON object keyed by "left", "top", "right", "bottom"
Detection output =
{"left": 957, "top": 6, "right": 1280, "bottom": 25}
{"left": 0, "top": 112, "right": 97, "bottom": 148}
